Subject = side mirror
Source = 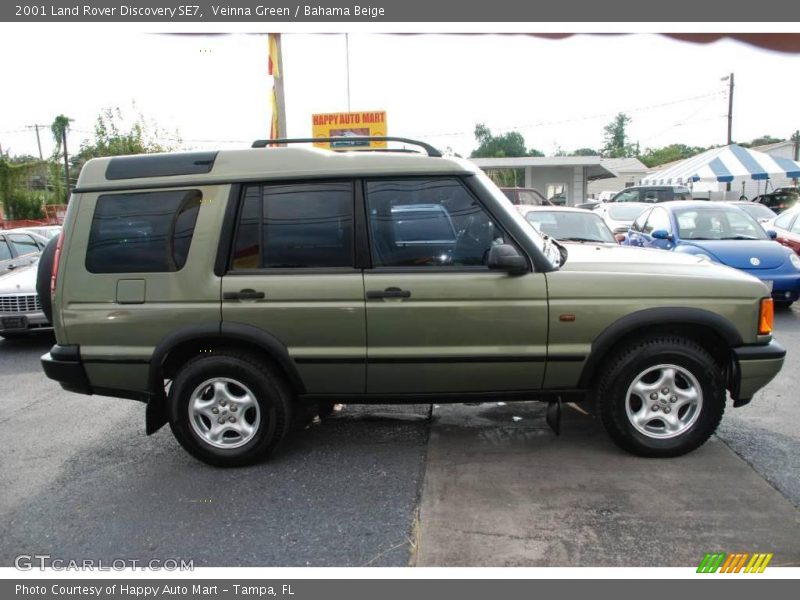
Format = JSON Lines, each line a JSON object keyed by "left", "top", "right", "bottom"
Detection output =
{"left": 487, "top": 244, "right": 528, "bottom": 274}
{"left": 652, "top": 229, "right": 672, "bottom": 240}
{"left": 767, "top": 229, "right": 778, "bottom": 240}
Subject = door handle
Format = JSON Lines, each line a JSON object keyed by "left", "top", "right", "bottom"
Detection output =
{"left": 223, "top": 289, "right": 265, "bottom": 300}
{"left": 366, "top": 287, "right": 412, "bottom": 299}
{"left": 6, "top": 264, "right": 15, "bottom": 270}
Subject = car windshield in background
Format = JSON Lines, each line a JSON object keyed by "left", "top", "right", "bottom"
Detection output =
{"left": 525, "top": 211, "right": 616, "bottom": 243}
{"left": 674, "top": 207, "right": 769, "bottom": 241}
{"left": 608, "top": 204, "right": 649, "bottom": 221}
{"left": 737, "top": 203, "right": 777, "bottom": 221}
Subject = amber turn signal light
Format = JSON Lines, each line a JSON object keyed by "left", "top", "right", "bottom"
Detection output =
{"left": 758, "top": 298, "right": 774, "bottom": 335}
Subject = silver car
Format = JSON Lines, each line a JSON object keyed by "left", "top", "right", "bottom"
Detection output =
{"left": 0, "top": 260, "right": 50, "bottom": 339}
{"left": 0, "top": 230, "right": 44, "bottom": 275}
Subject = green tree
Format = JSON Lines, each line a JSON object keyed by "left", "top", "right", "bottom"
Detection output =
{"left": 0, "top": 158, "right": 48, "bottom": 220}
{"left": 50, "top": 114, "right": 73, "bottom": 202}
{"left": 639, "top": 143, "right": 708, "bottom": 168}
{"left": 571, "top": 147, "right": 599, "bottom": 156}
{"left": 470, "top": 123, "right": 543, "bottom": 158}
{"left": 741, "top": 135, "right": 785, "bottom": 148}
{"left": 76, "top": 107, "right": 179, "bottom": 164}
{"left": 601, "top": 113, "right": 636, "bottom": 158}
{"left": 50, "top": 114, "right": 72, "bottom": 158}
{"left": 470, "top": 123, "right": 543, "bottom": 186}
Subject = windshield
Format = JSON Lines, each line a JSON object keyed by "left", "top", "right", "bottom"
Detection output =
{"left": 475, "top": 171, "right": 562, "bottom": 268}
{"left": 608, "top": 204, "right": 649, "bottom": 221}
{"left": 736, "top": 203, "right": 776, "bottom": 221}
{"left": 674, "top": 207, "right": 769, "bottom": 240}
{"left": 524, "top": 210, "right": 616, "bottom": 243}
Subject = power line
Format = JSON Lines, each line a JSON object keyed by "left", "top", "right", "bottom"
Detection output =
{"left": 414, "top": 90, "right": 727, "bottom": 140}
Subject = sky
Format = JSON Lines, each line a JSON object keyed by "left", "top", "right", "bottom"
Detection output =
{"left": 1, "top": 30, "right": 799, "bottom": 159}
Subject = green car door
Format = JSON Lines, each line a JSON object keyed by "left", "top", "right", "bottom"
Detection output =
{"left": 220, "top": 181, "right": 366, "bottom": 395}
{"left": 362, "top": 177, "right": 549, "bottom": 394}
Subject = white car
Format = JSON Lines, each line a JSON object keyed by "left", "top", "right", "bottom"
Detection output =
{"left": 11, "top": 225, "right": 62, "bottom": 240}
{"left": 596, "top": 190, "right": 617, "bottom": 202}
{"left": 592, "top": 202, "right": 651, "bottom": 237}
{"left": 0, "top": 259, "right": 50, "bottom": 339}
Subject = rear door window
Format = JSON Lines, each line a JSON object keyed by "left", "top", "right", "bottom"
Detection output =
{"left": 86, "top": 189, "right": 202, "bottom": 273}
{"left": 231, "top": 181, "right": 354, "bottom": 270}
{"left": 0, "top": 239, "right": 11, "bottom": 261}
{"left": 7, "top": 234, "right": 39, "bottom": 256}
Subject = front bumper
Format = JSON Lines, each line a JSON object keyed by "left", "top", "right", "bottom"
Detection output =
{"left": 731, "top": 339, "right": 786, "bottom": 404}
{"left": 0, "top": 310, "right": 50, "bottom": 333}
{"left": 41, "top": 344, "right": 92, "bottom": 395}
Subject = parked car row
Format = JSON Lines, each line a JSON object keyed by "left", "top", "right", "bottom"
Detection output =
{"left": 0, "top": 226, "right": 61, "bottom": 339}
{"left": 518, "top": 197, "right": 800, "bottom": 308}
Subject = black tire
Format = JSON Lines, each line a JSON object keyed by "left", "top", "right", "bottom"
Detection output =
{"left": 168, "top": 351, "right": 292, "bottom": 467}
{"left": 36, "top": 236, "right": 59, "bottom": 324}
{"left": 595, "top": 336, "right": 725, "bottom": 457}
{"left": 775, "top": 300, "right": 794, "bottom": 309}
{"left": 316, "top": 401, "right": 336, "bottom": 419}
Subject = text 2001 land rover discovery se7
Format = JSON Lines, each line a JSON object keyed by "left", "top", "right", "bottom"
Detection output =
{"left": 39, "top": 138, "right": 786, "bottom": 467}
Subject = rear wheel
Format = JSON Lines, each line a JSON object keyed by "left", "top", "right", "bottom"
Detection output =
{"left": 36, "top": 236, "right": 59, "bottom": 323}
{"left": 168, "top": 351, "right": 292, "bottom": 467}
{"left": 775, "top": 300, "right": 794, "bottom": 309}
{"left": 595, "top": 336, "right": 725, "bottom": 457}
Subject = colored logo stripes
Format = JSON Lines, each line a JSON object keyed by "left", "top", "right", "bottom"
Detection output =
{"left": 697, "top": 552, "right": 773, "bottom": 573}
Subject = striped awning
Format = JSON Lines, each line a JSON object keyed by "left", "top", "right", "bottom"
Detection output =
{"left": 641, "top": 144, "right": 800, "bottom": 185}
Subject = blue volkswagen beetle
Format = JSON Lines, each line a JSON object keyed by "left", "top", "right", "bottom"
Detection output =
{"left": 622, "top": 201, "right": 800, "bottom": 307}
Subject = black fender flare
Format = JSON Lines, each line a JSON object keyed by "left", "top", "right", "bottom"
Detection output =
{"left": 577, "top": 307, "right": 743, "bottom": 388}
{"left": 145, "top": 321, "right": 305, "bottom": 434}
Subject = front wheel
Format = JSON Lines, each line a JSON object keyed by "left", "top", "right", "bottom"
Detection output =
{"left": 168, "top": 351, "right": 292, "bottom": 467}
{"left": 595, "top": 336, "right": 725, "bottom": 457}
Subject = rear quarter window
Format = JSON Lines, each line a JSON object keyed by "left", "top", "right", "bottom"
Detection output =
{"left": 85, "top": 189, "right": 202, "bottom": 273}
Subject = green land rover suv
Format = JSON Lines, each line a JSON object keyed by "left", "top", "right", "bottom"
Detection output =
{"left": 39, "top": 137, "right": 786, "bottom": 466}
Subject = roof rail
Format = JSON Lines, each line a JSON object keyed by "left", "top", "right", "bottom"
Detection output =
{"left": 251, "top": 136, "right": 443, "bottom": 158}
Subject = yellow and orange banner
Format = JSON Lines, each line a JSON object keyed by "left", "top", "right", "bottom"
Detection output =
{"left": 311, "top": 111, "right": 387, "bottom": 150}
{"left": 268, "top": 33, "right": 282, "bottom": 141}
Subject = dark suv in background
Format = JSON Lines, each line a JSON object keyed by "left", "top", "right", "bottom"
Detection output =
{"left": 753, "top": 188, "right": 799, "bottom": 213}
{"left": 609, "top": 185, "right": 693, "bottom": 203}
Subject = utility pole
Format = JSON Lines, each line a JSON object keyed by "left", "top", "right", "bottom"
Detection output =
{"left": 726, "top": 73, "right": 734, "bottom": 146}
{"left": 62, "top": 128, "right": 70, "bottom": 202}
{"left": 345, "top": 33, "right": 351, "bottom": 112}
{"left": 27, "top": 124, "right": 44, "bottom": 160}
{"left": 722, "top": 73, "right": 735, "bottom": 192}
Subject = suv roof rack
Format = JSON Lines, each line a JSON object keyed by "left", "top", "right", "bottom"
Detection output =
{"left": 251, "top": 136, "right": 443, "bottom": 158}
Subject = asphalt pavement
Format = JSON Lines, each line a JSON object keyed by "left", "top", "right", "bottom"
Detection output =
{"left": 1, "top": 306, "right": 798, "bottom": 567}
{"left": 0, "top": 337, "right": 429, "bottom": 567}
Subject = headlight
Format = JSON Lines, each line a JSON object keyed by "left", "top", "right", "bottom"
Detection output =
{"left": 790, "top": 253, "right": 800, "bottom": 270}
